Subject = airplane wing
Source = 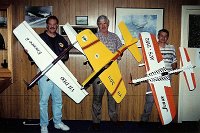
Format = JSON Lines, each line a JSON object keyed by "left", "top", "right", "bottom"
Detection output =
{"left": 99, "top": 61, "right": 126, "bottom": 102}
{"left": 139, "top": 32, "right": 176, "bottom": 125}
{"left": 13, "top": 21, "right": 88, "bottom": 103}
{"left": 179, "top": 47, "right": 196, "bottom": 91}
{"left": 76, "top": 29, "right": 126, "bottom": 103}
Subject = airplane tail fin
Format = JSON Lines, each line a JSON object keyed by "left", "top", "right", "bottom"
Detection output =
{"left": 118, "top": 21, "right": 142, "bottom": 62}
{"left": 63, "top": 23, "right": 85, "bottom": 54}
{"left": 179, "top": 47, "right": 196, "bottom": 91}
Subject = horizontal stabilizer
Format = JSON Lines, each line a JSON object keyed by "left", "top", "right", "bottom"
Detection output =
{"left": 179, "top": 47, "right": 196, "bottom": 91}
{"left": 63, "top": 23, "right": 85, "bottom": 54}
{"left": 118, "top": 21, "right": 142, "bottom": 62}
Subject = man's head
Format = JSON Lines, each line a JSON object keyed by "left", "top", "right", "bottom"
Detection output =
{"left": 157, "top": 29, "right": 169, "bottom": 44}
{"left": 46, "top": 16, "right": 59, "bottom": 34}
{"left": 97, "top": 15, "right": 109, "bottom": 34}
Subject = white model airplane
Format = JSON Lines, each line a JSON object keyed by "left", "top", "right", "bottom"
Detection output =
{"left": 130, "top": 32, "right": 196, "bottom": 125}
{"left": 13, "top": 21, "right": 88, "bottom": 103}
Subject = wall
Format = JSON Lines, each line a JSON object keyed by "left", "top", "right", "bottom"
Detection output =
{"left": 0, "top": 0, "right": 199, "bottom": 122}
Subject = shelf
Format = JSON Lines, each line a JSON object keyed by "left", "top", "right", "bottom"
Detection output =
{"left": 0, "top": 68, "right": 11, "bottom": 77}
{"left": 0, "top": 76, "right": 12, "bottom": 93}
{"left": 59, "top": 25, "right": 98, "bottom": 36}
{"left": 0, "top": 4, "right": 13, "bottom": 80}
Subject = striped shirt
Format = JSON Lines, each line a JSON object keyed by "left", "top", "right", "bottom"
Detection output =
{"left": 160, "top": 44, "right": 177, "bottom": 71}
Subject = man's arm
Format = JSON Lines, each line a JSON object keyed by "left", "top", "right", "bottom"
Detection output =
{"left": 171, "top": 61, "right": 179, "bottom": 75}
{"left": 171, "top": 62, "right": 177, "bottom": 70}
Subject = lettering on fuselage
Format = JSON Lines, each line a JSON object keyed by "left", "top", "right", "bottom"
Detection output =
{"left": 161, "top": 96, "right": 168, "bottom": 112}
{"left": 145, "top": 37, "right": 154, "bottom": 60}
{"left": 108, "top": 76, "right": 115, "bottom": 85}
{"left": 25, "top": 37, "right": 42, "bottom": 55}
{"left": 60, "top": 77, "right": 74, "bottom": 92}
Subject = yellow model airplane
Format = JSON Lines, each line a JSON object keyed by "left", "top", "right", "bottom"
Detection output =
{"left": 76, "top": 21, "right": 142, "bottom": 103}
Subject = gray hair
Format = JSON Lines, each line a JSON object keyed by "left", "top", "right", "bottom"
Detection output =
{"left": 97, "top": 15, "right": 109, "bottom": 25}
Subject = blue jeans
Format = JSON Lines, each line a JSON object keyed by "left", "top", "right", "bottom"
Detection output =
{"left": 38, "top": 75, "right": 62, "bottom": 126}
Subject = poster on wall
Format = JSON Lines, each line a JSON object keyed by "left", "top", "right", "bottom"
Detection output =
{"left": 25, "top": 6, "right": 52, "bottom": 28}
{"left": 115, "top": 8, "right": 163, "bottom": 47}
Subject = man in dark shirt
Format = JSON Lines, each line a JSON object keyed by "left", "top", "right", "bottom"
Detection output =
{"left": 38, "top": 16, "right": 70, "bottom": 133}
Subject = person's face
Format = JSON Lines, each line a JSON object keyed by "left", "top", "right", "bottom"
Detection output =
{"left": 46, "top": 19, "right": 58, "bottom": 34}
{"left": 98, "top": 19, "right": 109, "bottom": 34}
{"left": 157, "top": 31, "right": 169, "bottom": 44}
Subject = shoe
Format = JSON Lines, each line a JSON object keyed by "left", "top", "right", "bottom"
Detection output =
{"left": 41, "top": 126, "right": 48, "bottom": 133}
{"left": 88, "top": 123, "right": 100, "bottom": 131}
{"left": 54, "top": 122, "right": 70, "bottom": 131}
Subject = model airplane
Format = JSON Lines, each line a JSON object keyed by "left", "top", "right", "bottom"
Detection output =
{"left": 130, "top": 32, "right": 196, "bottom": 125}
{"left": 13, "top": 21, "right": 88, "bottom": 103}
{"left": 63, "top": 21, "right": 142, "bottom": 103}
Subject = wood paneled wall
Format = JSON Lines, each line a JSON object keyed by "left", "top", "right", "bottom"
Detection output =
{"left": 0, "top": 0, "right": 199, "bottom": 122}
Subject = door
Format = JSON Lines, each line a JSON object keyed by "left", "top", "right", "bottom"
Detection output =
{"left": 178, "top": 5, "right": 200, "bottom": 123}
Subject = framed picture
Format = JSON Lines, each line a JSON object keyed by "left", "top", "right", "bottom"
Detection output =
{"left": 115, "top": 8, "right": 164, "bottom": 47}
{"left": 0, "top": 10, "right": 7, "bottom": 27}
{"left": 25, "top": 6, "right": 52, "bottom": 28}
{"left": 75, "top": 16, "right": 88, "bottom": 25}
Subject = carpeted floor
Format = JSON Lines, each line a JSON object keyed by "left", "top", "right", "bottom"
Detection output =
{"left": 0, "top": 118, "right": 199, "bottom": 133}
